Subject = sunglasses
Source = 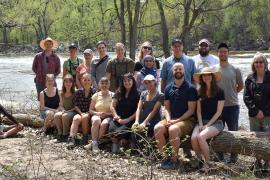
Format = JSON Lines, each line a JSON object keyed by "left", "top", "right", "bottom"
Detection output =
{"left": 143, "top": 46, "right": 152, "bottom": 50}
{"left": 254, "top": 61, "right": 264, "bottom": 64}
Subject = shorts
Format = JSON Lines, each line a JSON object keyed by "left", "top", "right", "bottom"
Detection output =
{"left": 158, "top": 117, "right": 196, "bottom": 137}
{"left": 202, "top": 119, "right": 224, "bottom": 132}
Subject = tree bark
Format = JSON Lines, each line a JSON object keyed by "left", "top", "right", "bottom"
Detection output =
{"left": 2, "top": 114, "right": 44, "bottom": 128}
{"left": 155, "top": 0, "right": 170, "bottom": 58}
{"left": 114, "top": 0, "right": 126, "bottom": 45}
{"left": 179, "top": 131, "right": 270, "bottom": 161}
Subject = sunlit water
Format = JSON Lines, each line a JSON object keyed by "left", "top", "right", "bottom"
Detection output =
{"left": 0, "top": 52, "right": 267, "bottom": 130}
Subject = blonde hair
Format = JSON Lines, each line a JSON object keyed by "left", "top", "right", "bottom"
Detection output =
{"left": 252, "top": 52, "right": 268, "bottom": 73}
{"left": 138, "top": 41, "right": 153, "bottom": 60}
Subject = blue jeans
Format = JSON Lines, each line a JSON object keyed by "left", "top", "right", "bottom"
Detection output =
{"left": 221, "top": 105, "right": 239, "bottom": 131}
{"left": 218, "top": 105, "right": 239, "bottom": 160}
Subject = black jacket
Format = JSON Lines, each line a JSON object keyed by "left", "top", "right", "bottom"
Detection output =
{"left": 243, "top": 70, "right": 270, "bottom": 117}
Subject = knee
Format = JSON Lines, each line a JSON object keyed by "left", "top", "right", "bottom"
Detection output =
{"left": 73, "top": 116, "right": 82, "bottom": 124}
{"left": 54, "top": 113, "right": 61, "bottom": 120}
{"left": 92, "top": 118, "right": 101, "bottom": 127}
{"left": 46, "top": 111, "right": 54, "bottom": 118}
{"left": 168, "top": 125, "right": 180, "bottom": 137}
{"left": 154, "top": 124, "right": 166, "bottom": 135}
{"left": 197, "top": 133, "right": 206, "bottom": 142}
{"left": 191, "top": 134, "right": 198, "bottom": 142}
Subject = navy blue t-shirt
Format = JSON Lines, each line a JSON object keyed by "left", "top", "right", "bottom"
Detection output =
{"left": 200, "top": 89, "right": 225, "bottom": 120}
{"left": 165, "top": 81, "right": 198, "bottom": 119}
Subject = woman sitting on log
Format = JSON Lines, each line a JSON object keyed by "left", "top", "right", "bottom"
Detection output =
{"left": 39, "top": 74, "right": 60, "bottom": 135}
{"left": 67, "top": 73, "right": 95, "bottom": 148}
{"left": 132, "top": 74, "right": 164, "bottom": 154}
{"left": 191, "top": 67, "right": 224, "bottom": 172}
{"left": 108, "top": 73, "right": 140, "bottom": 153}
{"left": 243, "top": 52, "right": 270, "bottom": 171}
{"left": 84, "top": 77, "right": 114, "bottom": 152}
{"left": 54, "top": 74, "right": 76, "bottom": 142}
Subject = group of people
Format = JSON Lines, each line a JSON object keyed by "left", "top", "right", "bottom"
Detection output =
{"left": 29, "top": 37, "right": 270, "bottom": 172}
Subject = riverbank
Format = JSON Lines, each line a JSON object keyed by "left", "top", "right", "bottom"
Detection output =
{"left": 1, "top": 128, "right": 269, "bottom": 179}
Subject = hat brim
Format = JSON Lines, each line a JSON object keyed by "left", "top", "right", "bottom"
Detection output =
{"left": 193, "top": 71, "right": 222, "bottom": 83}
{"left": 40, "top": 39, "right": 58, "bottom": 50}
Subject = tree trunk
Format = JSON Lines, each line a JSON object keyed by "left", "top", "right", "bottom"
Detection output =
{"left": 2, "top": 26, "right": 8, "bottom": 45}
{"left": 180, "top": 131, "right": 270, "bottom": 161}
{"left": 114, "top": 0, "right": 126, "bottom": 45}
{"left": 155, "top": 0, "right": 170, "bottom": 58}
{"left": 2, "top": 114, "right": 44, "bottom": 128}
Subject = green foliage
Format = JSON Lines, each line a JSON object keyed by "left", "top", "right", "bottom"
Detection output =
{"left": 0, "top": 0, "right": 269, "bottom": 50}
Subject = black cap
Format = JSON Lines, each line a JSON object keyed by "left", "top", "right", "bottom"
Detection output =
{"left": 68, "top": 43, "right": 78, "bottom": 49}
{"left": 218, "top": 42, "right": 229, "bottom": 50}
{"left": 171, "top": 38, "right": 183, "bottom": 46}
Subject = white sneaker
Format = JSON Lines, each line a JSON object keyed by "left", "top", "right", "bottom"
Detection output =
{"left": 84, "top": 143, "right": 92, "bottom": 150}
{"left": 92, "top": 142, "right": 100, "bottom": 153}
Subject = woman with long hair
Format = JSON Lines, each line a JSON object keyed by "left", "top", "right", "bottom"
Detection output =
{"left": 54, "top": 74, "right": 76, "bottom": 142}
{"left": 39, "top": 74, "right": 60, "bottom": 135}
{"left": 191, "top": 67, "right": 224, "bottom": 172}
{"left": 244, "top": 52, "right": 270, "bottom": 171}
{"left": 108, "top": 73, "right": 140, "bottom": 153}
{"left": 85, "top": 77, "right": 114, "bottom": 152}
{"left": 67, "top": 73, "right": 95, "bottom": 148}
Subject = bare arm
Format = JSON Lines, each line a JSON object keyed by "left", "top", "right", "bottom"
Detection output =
{"left": 175, "top": 101, "right": 196, "bottom": 123}
{"left": 135, "top": 99, "right": 143, "bottom": 124}
{"left": 236, "top": 80, "right": 244, "bottom": 93}
{"left": 110, "top": 98, "right": 119, "bottom": 119}
{"left": 196, "top": 100, "right": 203, "bottom": 127}
{"left": 89, "top": 99, "right": 97, "bottom": 115}
{"left": 161, "top": 79, "right": 166, "bottom": 93}
{"left": 164, "top": 100, "right": 171, "bottom": 122}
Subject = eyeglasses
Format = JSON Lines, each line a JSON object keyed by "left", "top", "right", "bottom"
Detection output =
{"left": 254, "top": 61, "right": 264, "bottom": 64}
{"left": 143, "top": 46, "right": 152, "bottom": 50}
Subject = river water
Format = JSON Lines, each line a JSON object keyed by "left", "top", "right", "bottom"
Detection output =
{"left": 0, "top": 53, "right": 267, "bottom": 130}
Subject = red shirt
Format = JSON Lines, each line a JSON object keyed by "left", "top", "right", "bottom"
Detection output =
{"left": 32, "top": 51, "right": 61, "bottom": 86}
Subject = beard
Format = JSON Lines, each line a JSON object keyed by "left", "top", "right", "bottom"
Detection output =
{"left": 199, "top": 49, "right": 209, "bottom": 57}
{"left": 174, "top": 72, "right": 184, "bottom": 80}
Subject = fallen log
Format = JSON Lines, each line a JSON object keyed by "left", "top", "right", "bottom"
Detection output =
{"left": 2, "top": 113, "right": 43, "bottom": 128}
{"left": 2, "top": 113, "right": 270, "bottom": 160}
{"left": 181, "top": 131, "right": 270, "bottom": 161}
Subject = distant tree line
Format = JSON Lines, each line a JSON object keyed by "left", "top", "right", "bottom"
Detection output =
{"left": 1, "top": 0, "right": 270, "bottom": 58}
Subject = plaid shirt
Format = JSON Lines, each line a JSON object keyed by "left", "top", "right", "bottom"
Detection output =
{"left": 32, "top": 51, "right": 61, "bottom": 86}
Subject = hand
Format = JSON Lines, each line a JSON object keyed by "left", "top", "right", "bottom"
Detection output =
{"left": 256, "top": 110, "right": 264, "bottom": 120}
{"left": 140, "top": 122, "right": 147, "bottom": 127}
{"left": 201, "top": 125, "right": 208, "bottom": 131}
{"left": 113, "top": 116, "right": 120, "bottom": 121}
{"left": 166, "top": 119, "right": 177, "bottom": 126}
{"left": 100, "top": 112, "right": 108, "bottom": 119}
{"left": 132, "top": 122, "right": 139, "bottom": 129}
{"left": 118, "top": 118, "right": 127, "bottom": 125}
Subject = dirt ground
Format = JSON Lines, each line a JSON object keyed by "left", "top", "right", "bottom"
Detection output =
{"left": 0, "top": 128, "right": 269, "bottom": 180}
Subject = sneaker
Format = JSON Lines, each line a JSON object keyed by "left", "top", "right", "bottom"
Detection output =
{"left": 111, "top": 143, "right": 119, "bottom": 153}
{"left": 213, "top": 152, "right": 224, "bottom": 162}
{"left": 84, "top": 143, "right": 92, "bottom": 150}
{"left": 262, "top": 162, "right": 270, "bottom": 173}
{"left": 183, "top": 149, "right": 192, "bottom": 159}
{"left": 250, "top": 160, "right": 262, "bottom": 171}
{"left": 81, "top": 134, "right": 89, "bottom": 145}
{"left": 161, "top": 159, "right": 180, "bottom": 170}
{"left": 92, "top": 142, "right": 100, "bottom": 153}
{"left": 62, "top": 135, "right": 69, "bottom": 143}
{"left": 67, "top": 137, "right": 78, "bottom": 149}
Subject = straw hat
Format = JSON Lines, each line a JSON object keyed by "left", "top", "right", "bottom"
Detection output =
{"left": 39, "top": 37, "right": 58, "bottom": 50}
{"left": 193, "top": 67, "right": 222, "bottom": 83}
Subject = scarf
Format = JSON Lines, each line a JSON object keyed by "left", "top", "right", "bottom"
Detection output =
{"left": 140, "top": 66, "right": 157, "bottom": 78}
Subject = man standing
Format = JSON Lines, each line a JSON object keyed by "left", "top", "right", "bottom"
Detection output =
{"left": 91, "top": 41, "right": 111, "bottom": 89}
{"left": 213, "top": 42, "right": 244, "bottom": 163}
{"left": 193, "top": 38, "right": 219, "bottom": 70}
{"left": 106, "top": 42, "right": 135, "bottom": 92}
{"left": 63, "top": 43, "right": 83, "bottom": 83}
{"left": 32, "top": 37, "right": 60, "bottom": 100}
{"left": 160, "top": 38, "right": 197, "bottom": 93}
{"left": 154, "top": 63, "right": 198, "bottom": 169}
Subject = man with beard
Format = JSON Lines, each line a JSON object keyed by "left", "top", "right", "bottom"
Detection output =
{"left": 160, "top": 38, "right": 197, "bottom": 93}
{"left": 193, "top": 39, "right": 219, "bottom": 70}
{"left": 213, "top": 43, "right": 244, "bottom": 164}
{"left": 154, "top": 63, "right": 198, "bottom": 170}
